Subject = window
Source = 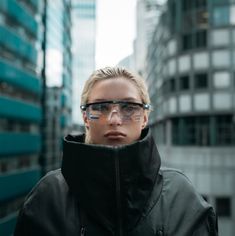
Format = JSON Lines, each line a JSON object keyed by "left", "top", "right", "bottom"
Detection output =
{"left": 195, "top": 0, "right": 207, "bottom": 8}
{"left": 182, "top": 33, "right": 193, "bottom": 51}
{"left": 196, "top": 30, "right": 207, "bottom": 47}
{"left": 169, "top": 78, "right": 176, "bottom": 92}
{"left": 195, "top": 73, "right": 208, "bottom": 89}
{"left": 216, "top": 115, "right": 235, "bottom": 145}
{"left": 172, "top": 118, "right": 180, "bottom": 145}
{"left": 182, "top": 31, "right": 207, "bottom": 51}
{"left": 162, "top": 78, "right": 175, "bottom": 94}
{"left": 182, "top": 12, "right": 195, "bottom": 31}
{"left": 195, "top": 10, "right": 209, "bottom": 29}
{"left": 172, "top": 116, "right": 210, "bottom": 145}
{"left": 213, "top": 6, "right": 229, "bottom": 26}
{"left": 212, "top": 0, "right": 229, "bottom": 5}
{"left": 182, "top": 0, "right": 193, "bottom": 12}
{"left": 216, "top": 197, "right": 231, "bottom": 217}
{"left": 179, "top": 75, "right": 190, "bottom": 90}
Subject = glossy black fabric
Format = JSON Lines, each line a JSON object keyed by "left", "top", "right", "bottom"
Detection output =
{"left": 14, "top": 128, "right": 218, "bottom": 236}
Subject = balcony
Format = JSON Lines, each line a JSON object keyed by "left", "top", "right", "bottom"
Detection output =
{"left": 0, "top": 167, "right": 41, "bottom": 202}
{"left": 0, "top": 26, "right": 37, "bottom": 65}
{"left": 0, "top": 132, "right": 41, "bottom": 156}
{"left": 0, "top": 0, "right": 38, "bottom": 38}
{"left": 0, "top": 58, "right": 41, "bottom": 95}
{"left": 0, "top": 95, "right": 42, "bottom": 123}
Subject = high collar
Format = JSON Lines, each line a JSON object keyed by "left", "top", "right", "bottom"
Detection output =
{"left": 61, "top": 128, "right": 161, "bottom": 233}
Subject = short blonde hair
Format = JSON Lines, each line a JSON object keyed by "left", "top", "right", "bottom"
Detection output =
{"left": 81, "top": 66, "right": 150, "bottom": 106}
{"left": 81, "top": 66, "right": 151, "bottom": 143}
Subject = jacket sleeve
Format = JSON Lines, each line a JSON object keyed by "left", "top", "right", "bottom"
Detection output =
{"left": 192, "top": 208, "right": 218, "bottom": 236}
{"left": 14, "top": 209, "right": 31, "bottom": 236}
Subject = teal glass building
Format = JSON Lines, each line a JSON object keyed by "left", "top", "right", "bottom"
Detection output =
{"left": 42, "top": 0, "right": 72, "bottom": 174}
{"left": 0, "top": 0, "right": 72, "bottom": 235}
{"left": 0, "top": 1, "right": 42, "bottom": 235}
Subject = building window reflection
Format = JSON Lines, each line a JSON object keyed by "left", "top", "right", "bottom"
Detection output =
{"left": 213, "top": 6, "right": 229, "bottom": 26}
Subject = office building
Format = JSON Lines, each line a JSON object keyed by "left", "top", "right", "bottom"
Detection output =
{"left": 42, "top": 0, "right": 73, "bottom": 173}
{"left": 134, "top": 0, "right": 165, "bottom": 75}
{"left": 72, "top": 0, "right": 96, "bottom": 125}
{"left": 0, "top": 1, "right": 42, "bottom": 234}
{"left": 146, "top": 1, "right": 235, "bottom": 235}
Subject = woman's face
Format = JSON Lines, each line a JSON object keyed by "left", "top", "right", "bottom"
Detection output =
{"left": 83, "top": 78, "right": 148, "bottom": 146}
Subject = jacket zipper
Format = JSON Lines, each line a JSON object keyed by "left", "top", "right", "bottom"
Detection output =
{"left": 115, "top": 149, "right": 123, "bottom": 236}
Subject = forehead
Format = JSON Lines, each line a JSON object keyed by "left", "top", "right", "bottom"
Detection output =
{"left": 88, "top": 78, "right": 141, "bottom": 102}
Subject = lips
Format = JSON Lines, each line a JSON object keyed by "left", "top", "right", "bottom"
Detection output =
{"left": 104, "top": 131, "right": 126, "bottom": 139}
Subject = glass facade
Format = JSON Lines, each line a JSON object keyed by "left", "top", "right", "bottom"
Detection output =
{"left": 42, "top": 0, "right": 73, "bottom": 174}
{"left": 0, "top": 1, "right": 42, "bottom": 234}
{"left": 0, "top": 0, "right": 73, "bottom": 234}
{"left": 72, "top": 0, "right": 96, "bottom": 125}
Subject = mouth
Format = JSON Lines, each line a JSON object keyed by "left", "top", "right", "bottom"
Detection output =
{"left": 104, "top": 131, "right": 126, "bottom": 139}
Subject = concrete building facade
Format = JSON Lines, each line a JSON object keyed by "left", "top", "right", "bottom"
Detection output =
{"left": 146, "top": 0, "right": 235, "bottom": 235}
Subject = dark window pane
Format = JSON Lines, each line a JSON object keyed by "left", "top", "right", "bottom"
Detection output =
{"left": 216, "top": 115, "right": 235, "bottom": 145}
{"left": 182, "top": 13, "right": 194, "bottom": 32}
{"left": 195, "top": 0, "right": 207, "bottom": 8}
{"left": 216, "top": 197, "right": 231, "bottom": 217}
{"left": 172, "top": 118, "right": 180, "bottom": 145}
{"left": 196, "top": 30, "right": 207, "bottom": 48}
{"left": 169, "top": 78, "right": 175, "bottom": 92}
{"left": 195, "top": 73, "right": 208, "bottom": 89}
{"left": 182, "top": 0, "right": 193, "bottom": 11}
{"left": 182, "top": 34, "right": 193, "bottom": 51}
{"left": 179, "top": 75, "right": 190, "bottom": 90}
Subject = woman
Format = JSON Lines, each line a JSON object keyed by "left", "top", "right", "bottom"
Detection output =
{"left": 14, "top": 67, "right": 218, "bottom": 235}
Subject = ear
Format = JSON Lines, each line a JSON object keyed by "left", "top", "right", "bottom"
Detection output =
{"left": 83, "top": 111, "right": 89, "bottom": 129}
{"left": 141, "top": 111, "right": 148, "bottom": 129}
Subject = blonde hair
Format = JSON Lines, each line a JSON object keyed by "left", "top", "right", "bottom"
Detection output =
{"left": 81, "top": 66, "right": 151, "bottom": 143}
{"left": 81, "top": 67, "right": 150, "bottom": 105}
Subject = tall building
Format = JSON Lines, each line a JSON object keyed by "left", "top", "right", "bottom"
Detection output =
{"left": 118, "top": 54, "right": 135, "bottom": 71}
{"left": 134, "top": 0, "right": 165, "bottom": 75}
{"left": 42, "top": 0, "right": 73, "bottom": 174}
{"left": 0, "top": 0, "right": 73, "bottom": 234}
{"left": 146, "top": 0, "right": 235, "bottom": 235}
{"left": 0, "top": 1, "right": 42, "bottom": 235}
{"left": 72, "top": 0, "right": 96, "bottom": 125}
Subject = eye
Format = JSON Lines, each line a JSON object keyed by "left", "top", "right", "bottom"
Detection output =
{"left": 90, "top": 103, "right": 110, "bottom": 112}
{"left": 99, "top": 103, "right": 110, "bottom": 112}
{"left": 120, "top": 104, "right": 139, "bottom": 114}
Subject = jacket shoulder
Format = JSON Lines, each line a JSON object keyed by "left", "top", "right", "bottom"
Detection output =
{"left": 21, "top": 169, "right": 68, "bottom": 213}
{"left": 160, "top": 167, "right": 202, "bottom": 196}
{"left": 157, "top": 167, "right": 217, "bottom": 235}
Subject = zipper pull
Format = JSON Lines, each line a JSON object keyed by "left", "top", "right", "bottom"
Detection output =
{"left": 80, "top": 227, "right": 86, "bottom": 236}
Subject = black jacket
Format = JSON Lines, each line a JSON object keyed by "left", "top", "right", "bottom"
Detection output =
{"left": 14, "top": 129, "right": 218, "bottom": 236}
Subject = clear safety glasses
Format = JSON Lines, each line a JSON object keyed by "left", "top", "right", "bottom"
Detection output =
{"left": 80, "top": 100, "right": 151, "bottom": 123}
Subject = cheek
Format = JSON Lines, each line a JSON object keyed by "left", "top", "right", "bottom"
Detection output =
{"left": 88, "top": 122, "right": 104, "bottom": 136}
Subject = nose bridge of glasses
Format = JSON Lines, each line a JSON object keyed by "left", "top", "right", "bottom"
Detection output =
{"left": 107, "top": 104, "right": 122, "bottom": 121}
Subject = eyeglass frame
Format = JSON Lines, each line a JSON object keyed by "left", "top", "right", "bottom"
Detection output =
{"left": 80, "top": 100, "right": 151, "bottom": 121}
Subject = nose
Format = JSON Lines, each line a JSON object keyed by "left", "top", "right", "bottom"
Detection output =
{"left": 107, "top": 109, "right": 122, "bottom": 125}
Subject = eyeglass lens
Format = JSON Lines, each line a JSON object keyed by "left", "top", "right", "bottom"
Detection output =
{"left": 87, "top": 102, "right": 143, "bottom": 122}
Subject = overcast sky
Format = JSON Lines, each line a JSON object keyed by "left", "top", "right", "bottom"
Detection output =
{"left": 95, "top": 0, "right": 137, "bottom": 68}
